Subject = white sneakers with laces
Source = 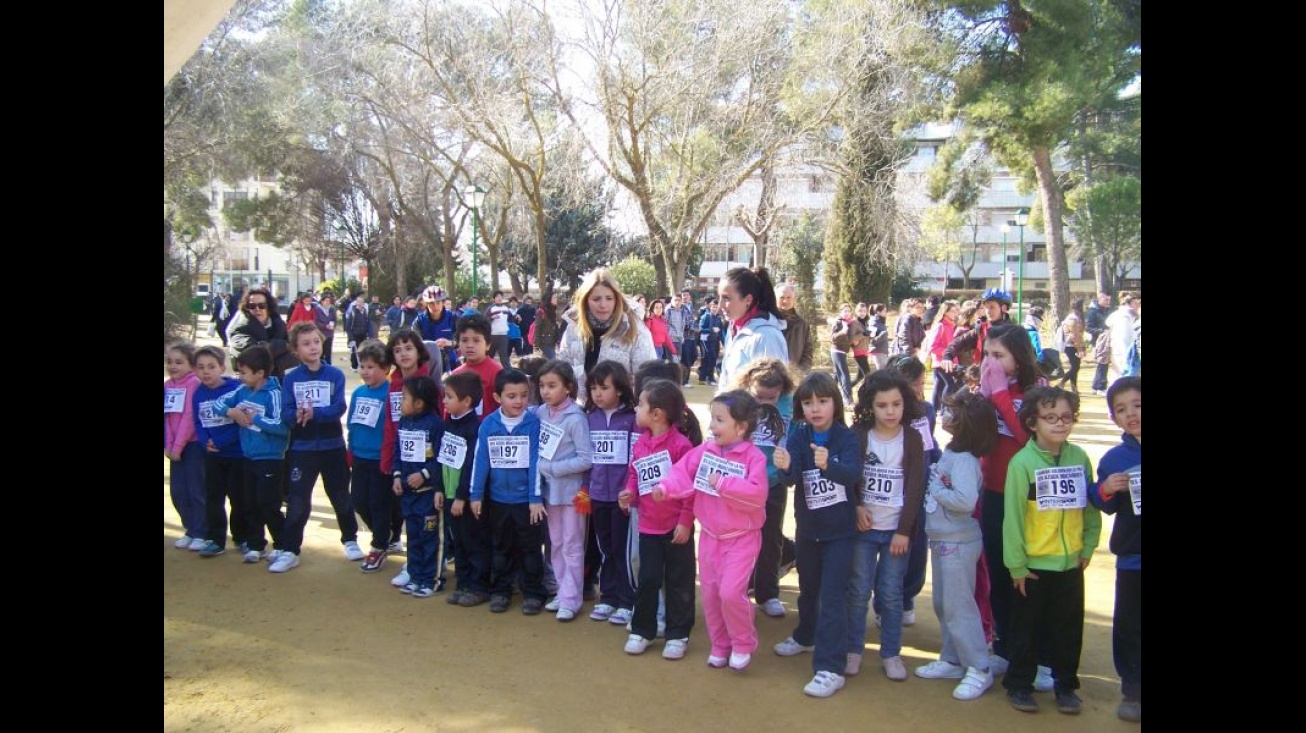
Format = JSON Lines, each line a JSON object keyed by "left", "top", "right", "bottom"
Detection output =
{"left": 773, "top": 637, "right": 814, "bottom": 656}
{"left": 391, "top": 564, "right": 410, "bottom": 587}
{"left": 343, "top": 541, "right": 365, "bottom": 561}
{"left": 728, "top": 652, "right": 751, "bottom": 670}
{"left": 624, "top": 635, "right": 652, "bottom": 655}
{"left": 589, "top": 603, "right": 615, "bottom": 621}
{"left": 268, "top": 552, "right": 300, "bottom": 573}
{"left": 761, "top": 598, "right": 786, "bottom": 618}
{"left": 804, "top": 671, "right": 846, "bottom": 698}
{"left": 175, "top": 536, "right": 193, "bottom": 549}
{"left": 608, "top": 608, "right": 633, "bottom": 625}
{"left": 188, "top": 537, "right": 207, "bottom": 551}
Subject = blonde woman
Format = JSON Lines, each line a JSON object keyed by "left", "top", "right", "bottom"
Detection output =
{"left": 557, "top": 268, "right": 657, "bottom": 404}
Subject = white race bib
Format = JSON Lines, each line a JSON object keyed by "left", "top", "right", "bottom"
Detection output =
{"left": 164, "top": 387, "right": 186, "bottom": 414}
{"left": 488, "top": 435, "right": 530, "bottom": 469}
{"left": 197, "top": 399, "right": 232, "bottom": 428}
{"left": 591, "top": 430, "right": 630, "bottom": 465}
{"left": 1034, "top": 465, "right": 1087, "bottom": 511}
{"left": 862, "top": 464, "right": 904, "bottom": 508}
{"left": 996, "top": 398, "right": 1024, "bottom": 439}
{"left": 398, "top": 429, "right": 428, "bottom": 463}
{"left": 293, "top": 380, "right": 331, "bottom": 408}
{"left": 237, "top": 400, "right": 266, "bottom": 432}
{"left": 634, "top": 451, "right": 674, "bottom": 495}
{"left": 693, "top": 453, "right": 747, "bottom": 496}
{"left": 350, "top": 397, "right": 382, "bottom": 428}
{"left": 910, "top": 416, "right": 935, "bottom": 452}
{"left": 538, "top": 421, "right": 565, "bottom": 461}
{"left": 438, "top": 432, "right": 468, "bottom": 469}
{"left": 802, "top": 469, "right": 848, "bottom": 510}
{"left": 1128, "top": 469, "right": 1141, "bottom": 515}
{"left": 389, "top": 391, "right": 403, "bottom": 422}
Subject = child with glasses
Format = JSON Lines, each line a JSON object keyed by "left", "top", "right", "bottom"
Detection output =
{"left": 1000, "top": 386, "right": 1102, "bottom": 715}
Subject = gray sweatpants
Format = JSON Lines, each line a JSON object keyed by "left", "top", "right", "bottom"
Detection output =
{"left": 930, "top": 538, "right": 989, "bottom": 671}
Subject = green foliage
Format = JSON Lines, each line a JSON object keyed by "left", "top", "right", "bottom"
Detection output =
{"left": 609, "top": 256, "right": 659, "bottom": 300}
{"left": 1066, "top": 175, "right": 1141, "bottom": 289}
{"left": 502, "top": 178, "right": 617, "bottom": 294}
{"left": 773, "top": 212, "right": 825, "bottom": 321}
{"left": 890, "top": 268, "right": 926, "bottom": 303}
{"left": 318, "top": 277, "right": 364, "bottom": 298}
{"left": 164, "top": 252, "right": 196, "bottom": 343}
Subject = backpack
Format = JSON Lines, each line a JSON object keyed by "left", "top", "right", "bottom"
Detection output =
{"left": 1093, "top": 329, "right": 1112, "bottom": 363}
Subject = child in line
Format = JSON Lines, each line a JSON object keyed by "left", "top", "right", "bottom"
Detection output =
{"left": 733, "top": 358, "right": 797, "bottom": 619}
{"left": 392, "top": 376, "right": 446, "bottom": 598}
{"left": 210, "top": 346, "right": 291, "bottom": 565}
{"left": 382, "top": 329, "right": 435, "bottom": 588}
{"left": 915, "top": 389, "right": 998, "bottom": 701}
{"left": 652, "top": 390, "right": 768, "bottom": 671}
{"left": 192, "top": 346, "right": 247, "bottom": 557}
{"left": 282, "top": 323, "right": 362, "bottom": 571}
{"left": 165, "top": 341, "right": 206, "bottom": 550}
{"left": 619, "top": 378, "right": 698, "bottom": 659}
{"left": 772, "top": 372, "right": 862, "bottom": 699}
{"left": 847, "top": 370, "right": 927, "bottom": 681}
{"left": 441, "top": 372, "right": 490, "bottom": 607}
{"left": 470, "top": 369, "right": 547, "bottom": 615}
{"left": 450, "top": 313, "right": 503, "bottom": 417}
{"left": 534, "top": 361, "right": 594, "bottom": 621}
{"left": 1090, "top": 376, "right": 1141, "bottom": 723}
{"left": 1002, "top": 386, "right": 1101, "bottom": 715}
{"left": 583, "top": 362, "right": 639, "bottom": 625}
{"left": 347, "top": 340, "right": 394, "bottom": 572}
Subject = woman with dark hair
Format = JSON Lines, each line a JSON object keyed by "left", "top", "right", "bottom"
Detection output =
{"left": 715, "top": 266, "right": 789, "bottom": 394}
{"left": 226, "top": 287, "right": 296, "bottom": 377}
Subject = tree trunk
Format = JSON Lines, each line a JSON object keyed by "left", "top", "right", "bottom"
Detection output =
{"left": 1032, "top": 145, "right": 1070, "bottom": 327}
{"left": 509, "top": 271, "right": 526, "bottom": 297}
{"left": 393, "top": 226, "right": 408, "bottom": 298}
{"left": 1094, "top": 254, "right": 1110, "bottom": 294}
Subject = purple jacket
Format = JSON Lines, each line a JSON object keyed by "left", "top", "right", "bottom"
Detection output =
{"left": 584, "top": 406, "right": 639, "bottom": 502}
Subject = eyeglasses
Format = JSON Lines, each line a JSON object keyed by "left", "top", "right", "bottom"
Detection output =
{"left": 1038, "top": 413, "right": 1076, "bottom": 425}
{"left": 247, "top": 302, "right": 268, "bottom": 310}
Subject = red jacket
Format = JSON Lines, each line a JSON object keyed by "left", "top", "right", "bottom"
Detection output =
{"left": 980, "top": 378, "right": 1034, "bottom": 495}
{"left": 287, "top": 303, "right": 318, "bottom": 327}
{"left": 645, "top": 315, "right": 674, "bottom": 352}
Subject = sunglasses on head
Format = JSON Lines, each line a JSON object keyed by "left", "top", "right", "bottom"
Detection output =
{"left": 247, "top": 302, "right": 268, "bottom": 310}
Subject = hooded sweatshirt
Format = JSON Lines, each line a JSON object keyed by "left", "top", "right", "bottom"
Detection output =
{"left": 716, "top": 312, "right": 789, "bottom": 395}
{"left": 281, "top": 361, "right": 347, "bottom": 452}
{"left": 392, "top": 410, "right": 445, "bottom": 493}
{"left": 660, "top": 439, "right": 768, "bottom": 540}
{"left": 193, "top": 376, "right": 243, "bottom": 460}
{"left": 1090, "top": 432, "right": 1141, "bottom": 570}
{"left": 469, "top": 407, "right": 542, "bottom": 505}
{"left": 1003, "top": 439, "right": 1102, "bottom": 578}
{"left": 441, "top": 409, "right": 482, "bottom": 502}
{"left": 164, "top": 372, "right": 201, "bottom": 456}
{"left": 533, "top": 399, "right": 593, "bottom": 506}
{"left": 381, "top": 362, "right": 433, "bottom": 475}
{"left": 347, "top": 380, "right": 390, "bottom": 461}
{"left": 210, "top": 376, "right": 291, "bottom": 461}
{"left": 776, "top": 420, "right": 862, "bottom": 542}
{"left": 625, "top": 426, "right": 696, "bottom": 534}
{"left": 586, "top": 406, "right": 638, "bottom": 502}
{"left": 923, "top": 448, "right": 983, "bottom": 543}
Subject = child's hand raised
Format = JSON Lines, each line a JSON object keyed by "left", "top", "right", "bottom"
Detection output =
{"left": 811, "top": 444, "right": 829, "bottom": 471}
{"left": 978, "top": 357, "right": 1008, "bottom": 398}
{"left": 773, "top": 445, "right": 791, "bottom": 471}
{"left": 651, "top": 484, "right": 665, "bottom": 502}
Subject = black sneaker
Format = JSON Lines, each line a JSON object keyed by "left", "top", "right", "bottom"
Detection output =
{"left": 1117, "top": 698, "right": 1141, "bottom": 722}
{"left": 521, "top": 598, "right": 544, "bottom": 615}
{"left": 1055, "top": 691, "right": 1082, "bottom": 715}
{"left": 489, "top": 595, "right": 510, "bottom": 613}
{"left": 460, "top": 591, "right": 491, "bottom": 607}
{"left": 446, "top": 590, "right": 466, "bottom": 605}
{"left": 1008, "top": 690, "right": 1039, "bottom": 713}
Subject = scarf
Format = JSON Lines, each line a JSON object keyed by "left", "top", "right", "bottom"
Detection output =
{"left": 732, "top": 305, "right": 761, "bottom": 337}
{"left": 584, "top": 315, "right": 612, "bottom": 375}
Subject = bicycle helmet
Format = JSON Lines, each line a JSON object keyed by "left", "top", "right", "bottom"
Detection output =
{"left": 421, "top": 285, "right": 445, "bottom": 303}
{"left": 979, "top": 287, "right": 1013, "bottom": 305}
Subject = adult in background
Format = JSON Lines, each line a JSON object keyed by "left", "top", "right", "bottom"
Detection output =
{"left": 211, "top": 292, "right": 233, "bottom": 346}
{"left": 645, "top": 299, "right": 676, "bottom": 362}
{"left": 714, "top": 266, "right": 789, "bottom": 394}
{"left": 344, "top": 293, "right": 375, "bottom": 371}
{"left": 368, "top": 295, "right": 384, "bottom": 337}
{"left": 867, "top": 303, "right": 891, "bottom": 370}
{"left": 676, "top": 290, "right": 699, "bottom": 386}
{"left": 894, "top": 298, "right": 926, "bottom": 358}
{"left": 286, "top": 292, "right": 319, "bottom": 328}
{"left": 516, "top": 295, "right": 537, "bottom": 357}
{"left": 557, "top": 269, "right": 657, "bottom": 404}
{"left": 776, "top": 283, "right": 813, "bottom": 373}
{"left": 533, "top": 291, "right": 562, "bottom": 360}
{"left": 850, "top": 302, "right": 874, "bottom": 389}
{"left": 315, "top": 294, "right": 337, "bottom": 365}
{"left": 1054, "top": 299, "right": 1086, "bottom": 393}
{"left": 398, "top": 296, "right": 421, "bottom": 330}
{"left": 829, "top": 303, "right": 858, "bottom": 402}
{"left": 697, "top": 298, "right": 725, "bottom": 386}
{"left": 665, "top": 293, "right": 688, "bottom": 368}
{"left": 383, "top": 296, "right": 404, "bottom": 336}
{"left": 1106, "top": 292, "right": 1140, "bottom": 386}
{"left": 1086, "top": 292, "right": 1113, "bottom": 395}
{"left": 922, "top": 294, "right": 941, "bottom": 332}
{"left": 926, "top": 299, "right": 960, "bottom": 411}
{"left": 226, "top": 286, "right": 296, "bottom": 377}
{"left": 486, "top": 291, "right": 513, "bottom": 366}
{"left": 414, "top": 285, "right": 457, "bottom": 373}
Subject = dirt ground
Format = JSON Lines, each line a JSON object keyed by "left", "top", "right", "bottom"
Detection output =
{"left": 164, "top": 342, "right": 1135, "bottom": 732}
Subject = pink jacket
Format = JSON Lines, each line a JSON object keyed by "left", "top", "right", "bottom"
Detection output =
{"left": 164, "top": 372, "right": 201, "bottom": 456}
{"left": 661, "top": 439, "right": 767, "bottom": 539}
{"left": 625, "top": 427, "right": 695, "bottom": 534}
{"left": 930, "top": 318, "right": 958, "bottom": 362}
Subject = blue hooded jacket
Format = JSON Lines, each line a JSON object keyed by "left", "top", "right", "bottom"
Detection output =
{"left": 717, "top": 312, "right": 789, "bottom": 395}
{"left": 210, "top": 377, "right": 291, "bottom": 461}
{"left": 1090, "top": 432, "right": 1141, "bottom": 570}
{"left": 470, "top": 408, "right": 541, "bottom": 505}
{"left": 192, "top": 377, "right": 243, "bottom": 459}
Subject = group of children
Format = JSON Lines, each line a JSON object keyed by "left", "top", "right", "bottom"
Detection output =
{"left": 166, "top": 315, "right": 1140, "bottom": 720}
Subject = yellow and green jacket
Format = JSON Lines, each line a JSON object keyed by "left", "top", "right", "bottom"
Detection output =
{"left": 1003, "top": 439, "right": 1102, "bottom": 578}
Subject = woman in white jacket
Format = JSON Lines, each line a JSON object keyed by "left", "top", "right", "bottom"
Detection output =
{"left": 1105, "top": 292, "right": 1139, "bottom": 384}
{"left": 557, "top": 268, "right": 657, "bottom": 405}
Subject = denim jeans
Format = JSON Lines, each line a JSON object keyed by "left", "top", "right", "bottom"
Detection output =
{"left": 847, "top": 528, "right": 909, "bottom": 658}
{"left": 831, "top": 350, "right": 852, "bottom": 401}
{"left": 793, "top": 536, "right": 855, "bottom": 674}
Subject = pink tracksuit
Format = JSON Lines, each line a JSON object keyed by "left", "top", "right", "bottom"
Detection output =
{"left": 660, "top": 439, "right": 767, "bottom": 657}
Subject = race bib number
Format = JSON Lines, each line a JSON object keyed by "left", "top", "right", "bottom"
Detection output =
{"left": 996, "top": 399, "right": 1024, "bottom": 439}
{"left": 398, "top": 429, "right": 428, "bottom": 463}
{"left": 802, "top": 469, "right": 847, "bottom": 510}
{"left": 862, "top": 464, "right": 904, "bottom": 507}
{"left": 910, "top": 416, "right": 935, "bottom": 452}
{"left": 591, "top": 430, "right": 630, "bottom": 465}
{"left": 693, "top": 453, "right": 747, "bottom": 496}
{"left": 634, "top": 451, "right": 673, "bottom": 495}
{"left": 293, "top": 380, "right": 331, "bottom": 408}
{"left": 438, "top": 432, "right": 468, "bottom": 469}
{"left": 1034, "top": 466, "right": 1087, "bottom": 511}
{"left": 164, "top": 388, "right": 186, "bottom": 414}
{"left": 389, "top": 392, "right": 403, "bottom": 422}
{"left": 488, "top": 435, "right": 530, "bottom": 469}
{"left": 538, "top": 421, "right": 565, "bottom": 461}
{"left": 752, "top": 418, "right": 790, "bottom": 449}
{"left": 1128, "top": 469, "right": 1141, "bottom": 515}
{"left": 197, "top": 399, "right": 232, "bottom": 428}
{"left": 350, "top": 397, "right": 382, "bottom": 428}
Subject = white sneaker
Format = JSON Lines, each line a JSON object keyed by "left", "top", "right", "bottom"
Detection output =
{"left": 902, "top": 609, "right": 917, "bottom": 626}
{"left": 845, "top": 653, "right": 863, "bottom": 676}
{"left": 556, "top": 608, "right": 576, "bottom": 622}
{"left": 989, "top": 654, "right": 1010, "bottom": 676}
{"left": 268, "top": 552, "right": 300, "bottom": 573}
{"left": 916, "top": 659, "right": 967, "bottom": 679}
{"left": 589, "top": 603, "right": 615, "bottom": 621}
{"left": 175, "top": 535, "right": 193, "bottom": 549}
{"left": 188, "top": 537, "right": 207, "bottom": 551}
{"left": 953, "top": 667, "right": 994, "bottom": 701}
{"left": 242, "top": 550, "right": 261, "bottom": 563}
{"left": 1034, "top": 665, "right": 1055, "bottom": 692}
{"left": 773, "top": 636, "right": 815, "bottom": 656}
{"left": 625, "top": 634, "right": 653, "bottom": 655}
{"left": 803, "top": 671, "right": 847, "bottom": 698}
{"left": 608, "top": 607, "right": 633, "bottom": 625}
{"left": 707, "top": 654, "right": 728, "bottom": 668}
{"left": 728, "top": 652, "right": 751, "bottom": 670}
{"left": 882, "top": 655, "right": 908, "bottom": 681}
{"left": 662, "top": 638, "right": 688, "bottom": 660}
{"left": 388, "top": 540, "right": 404, "bottom": 553}
{"left": 390, "top": 564, "right": 410, "bottom": 587}
{"left": 545, "top": 598, "right": 562, "bottom": 612}
{"left": 343, "top": 541, "right": 365, "bottom": 561}
{"left": 762, "top": 598, "right": 786, "bottom": 618}
{"left": 263, "top": 549, "right": 283, "bottom": 563}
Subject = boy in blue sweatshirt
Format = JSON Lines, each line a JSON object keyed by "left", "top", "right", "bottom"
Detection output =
{"left": 1090, "top": 376, "right": 1141, "bottom": 723}
{"left": 469, "top": 369, "right": 546, "bottom": 615}
{"left": 192, "top": 346, "right": 247, "bottom": 558}
{"left": 348, "top": 341, "right": 394, "bottom": 572}
{"left": 281, "top": 323, "right": 361, "bottom": 572}
{"left": 210, "top": 346, "right": 291, "bottom": 566}
{"left": 392, "top": 375, "right": 446, "bottom": 598}
{"left": 441, "top": 372, "right": 490, "bottom": 606}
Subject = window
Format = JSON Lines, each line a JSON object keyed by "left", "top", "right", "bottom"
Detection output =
{"left": 223, "top": 191, "right": 249, "bottom": 209}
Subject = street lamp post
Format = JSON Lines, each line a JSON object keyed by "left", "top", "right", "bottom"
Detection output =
{"left": 1001, "top": 223, "right": 1011, "bottom": 292}
{"left": 465, "top": 184, "right": 487, "bottom": 297}
{"left": 1014, "top": 208, "right": 1029, "bottom": 322}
